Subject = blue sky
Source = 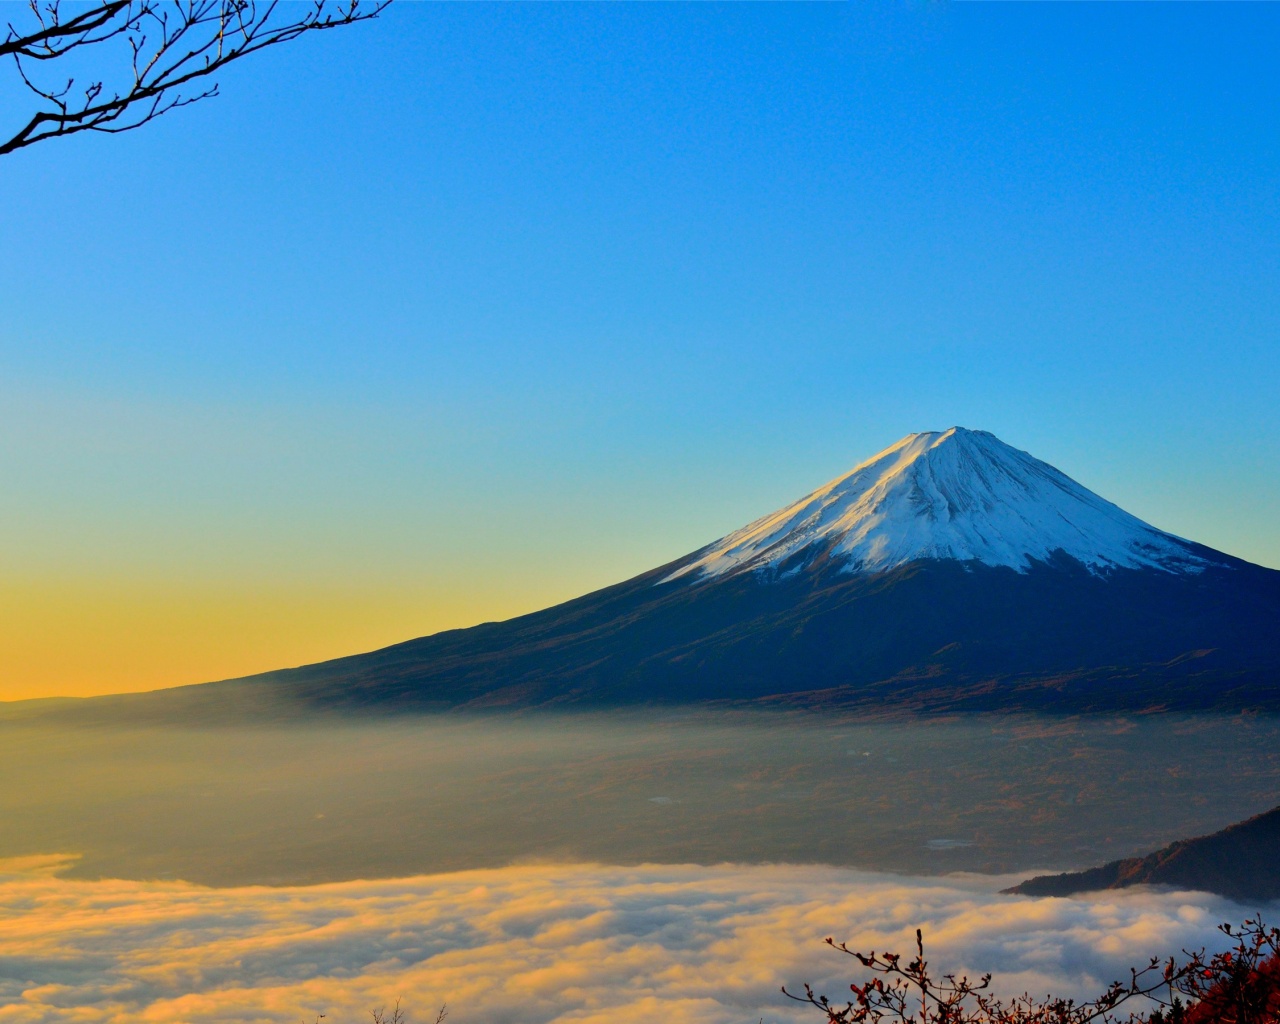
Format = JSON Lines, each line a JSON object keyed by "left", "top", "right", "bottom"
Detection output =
{"left": 1, "top": 3, "right": 1277, "bottom": 696}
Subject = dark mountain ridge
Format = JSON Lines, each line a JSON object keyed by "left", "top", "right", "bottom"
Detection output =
{"left": 22, "top": 428, "right": 1280, "bottom": 721}
{"left": 1007, "top": 805, "right": 1280, "bottom": 903}
{"left": 40, "top": 544, "right": 1280, "bottom": 723}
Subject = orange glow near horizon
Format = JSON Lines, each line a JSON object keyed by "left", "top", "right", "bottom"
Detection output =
{"left": 0, "top": 578, "right": 560, "bottom": 702}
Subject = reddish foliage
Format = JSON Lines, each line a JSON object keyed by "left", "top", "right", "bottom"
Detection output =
{"left": 1183, "top": 955, "right": 1280, "bottom": 1024}
{"left": 1170, "top": 923, "right": 1280, "bottom": 1024}
{"left": 787, "top": 920, "right": 1280, "bottom": 1024}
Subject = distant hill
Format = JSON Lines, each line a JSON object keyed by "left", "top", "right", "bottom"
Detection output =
{"left": 1006, "top": 805, "right": 1280, "bottom": 902}
{"left": 25, "top": 428, "right": 1280, "bottom": 721}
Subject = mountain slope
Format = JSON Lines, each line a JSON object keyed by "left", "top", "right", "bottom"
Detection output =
{"left": 51, "top": 428, "right": 1280, "bottom": 719}
{"left": 669, "top": 428, "right": 1203, "bottom": 581}
{"left": 1006, "top": 805, "right": 1280, "bottom": 902}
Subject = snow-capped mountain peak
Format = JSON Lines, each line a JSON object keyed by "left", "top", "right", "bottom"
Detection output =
{"left": 666, "top": 428, "right": 1204, "bottom": 582}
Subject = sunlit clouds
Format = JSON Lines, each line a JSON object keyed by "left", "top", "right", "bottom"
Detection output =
{"left": 0, "top": 860, "right": 1250, "bottom": 1024}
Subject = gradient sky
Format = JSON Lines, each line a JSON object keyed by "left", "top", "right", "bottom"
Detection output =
{"left": 2, "top": 3, "right": 1278, "bottom": 700}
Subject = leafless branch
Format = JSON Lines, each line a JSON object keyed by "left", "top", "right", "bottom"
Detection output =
{"left": 2, "top": 0, "right": 389, "bottom": 156}
{"left": 780, "top": 923, "right": 1256, "bottom": 1024}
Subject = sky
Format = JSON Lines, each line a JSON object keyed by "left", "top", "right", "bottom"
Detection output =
{"left": 1, "top": 4, "right": 1278, "bottom": 699}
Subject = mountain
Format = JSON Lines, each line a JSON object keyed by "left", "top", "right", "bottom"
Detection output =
{"left": 667, "top": 428, "right": 1203, "bottom": 581}
{"left": 54, "top": 428, "right": 1280, "bottom": 718}
{"left": 1006, "top": 805, "right": 1280, "bottom": 902}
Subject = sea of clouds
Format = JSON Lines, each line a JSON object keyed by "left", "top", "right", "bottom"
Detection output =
{"left": 0, "top": 857, "right": 1257, "bottom": 1024}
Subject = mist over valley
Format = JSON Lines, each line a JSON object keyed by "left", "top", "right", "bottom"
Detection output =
{"left": 3, "top": 710, "right": 1277, "bottom": 887}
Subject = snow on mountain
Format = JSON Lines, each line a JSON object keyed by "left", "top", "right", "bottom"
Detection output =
{"left": 667, "top": 428, "right": 1205, "bottom": 583}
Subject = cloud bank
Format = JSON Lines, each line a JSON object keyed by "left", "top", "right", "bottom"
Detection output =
{"left": 0, "top": 860, "right": 1255, "bottom": 1024}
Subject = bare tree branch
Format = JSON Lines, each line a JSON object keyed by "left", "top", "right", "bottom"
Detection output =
{"left": 784, "top": 919, "right": 1280, "bottom": 1024}
{"left": 2, "top": 0, "right": 389, "bottom": 157}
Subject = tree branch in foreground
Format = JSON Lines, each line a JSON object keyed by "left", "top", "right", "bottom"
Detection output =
{"left": 786, "top": 918, "right": 1280, "bottom": 1024}
{"left": 2, "top": 0, "right": 389, "bottom": 156}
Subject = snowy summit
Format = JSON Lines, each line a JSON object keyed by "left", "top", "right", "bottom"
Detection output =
{"left": 667, "top": 428, "right": 1204, "bottom": 582}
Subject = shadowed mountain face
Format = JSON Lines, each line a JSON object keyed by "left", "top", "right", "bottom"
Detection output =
{"left": 1007, "top": 805, "right": 1280, "bottom": 902}
{"left": 195, "top": 555, "right": 1280, "bottom": 716}
{"left": 49, "top": 428, "right": 1280, "bottom": 719}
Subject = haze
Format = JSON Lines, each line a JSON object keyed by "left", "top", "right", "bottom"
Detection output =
{"left": 3, "top": 4, "right": 1277, "bottom": 1022}
{"left": 3, "top": 710, "right": 1276, "bottom": 886}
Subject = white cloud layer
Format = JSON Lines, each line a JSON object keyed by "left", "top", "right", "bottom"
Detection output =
{"left": 0, "top": 859, "right": 1257, "bottom": 1024}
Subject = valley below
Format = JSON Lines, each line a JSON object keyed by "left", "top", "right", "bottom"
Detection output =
{"left": 3, "top": 708, "right": 1277, "bottom": 887}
